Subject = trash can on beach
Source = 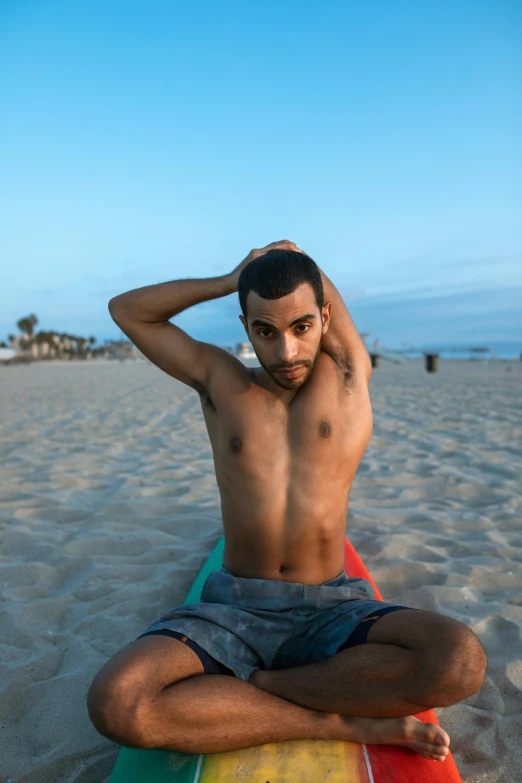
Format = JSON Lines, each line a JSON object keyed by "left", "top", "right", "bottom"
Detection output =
{"left": 370, "top": 353, "right": 380, "bottom": 368}
{"left": 425, "top": 353, "right": 439, "bottom": 372}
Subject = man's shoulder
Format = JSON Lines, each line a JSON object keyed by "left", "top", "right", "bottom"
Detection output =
{"left": 199, "top": 343, "right": 253, "bottom": 396}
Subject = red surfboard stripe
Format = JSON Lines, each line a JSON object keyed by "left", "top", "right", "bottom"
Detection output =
{"left": 343, "top": 537, "right": 462, "bottom": 782}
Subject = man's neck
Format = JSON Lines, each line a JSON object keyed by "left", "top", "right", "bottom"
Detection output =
{"left": 249, "top": 366, "right": 301, "bottom": 404}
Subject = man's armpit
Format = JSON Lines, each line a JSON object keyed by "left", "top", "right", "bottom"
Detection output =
{"left": 322, "top": 345, "right": 359, "bottom": 389}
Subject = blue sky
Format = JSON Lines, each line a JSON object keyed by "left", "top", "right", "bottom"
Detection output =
{"left": 2, "top": 0, "right": 521, "bottom": 354}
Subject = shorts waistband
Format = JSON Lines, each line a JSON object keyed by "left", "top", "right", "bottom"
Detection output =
{"left": 219, "top": 564, "right": 346, "bottom": 586}
{"left": 200, "top": 564, "right": 374, "bottom": 610}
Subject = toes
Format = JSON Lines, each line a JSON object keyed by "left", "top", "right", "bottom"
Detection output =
{"left": 422, "top": 740, "right": 448, "bottom": 753}
{"left": 411, "top": 719, "right": 450, "bottom": 748}
{"left": 428, "top": 751, "right": 448, "bottom": 762}
{"left": 420, "top": 750, "right": 447, "bottom": 762}
{"left": 412, "top": 740, "right": 449, "bottom": 759}
{"left": 430, "top": 727, "right": 450, "bottom": 747}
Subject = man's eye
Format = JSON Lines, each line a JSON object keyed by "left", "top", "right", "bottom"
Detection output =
{"left": 258, "top": 326, "right": 309, "bottom": 337}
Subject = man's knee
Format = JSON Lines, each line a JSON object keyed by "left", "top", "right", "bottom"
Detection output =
{"left": 417, "top": 624, "right": 488, "bottom": 707}
{"left": 87, "top": 669, "right": 152, "bottom": 748}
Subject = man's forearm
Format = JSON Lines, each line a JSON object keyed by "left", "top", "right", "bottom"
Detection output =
{"left": 317, "top": 267, "right": 370, "bottom": 365}
{"left": 108, "top": 274, "right": 237, "bottom": 323}
{"left": 318, "top": 268, "right": 343, "bottom": 316}
{"left": 318, "top": 268, "right": 346, "bottom": 351}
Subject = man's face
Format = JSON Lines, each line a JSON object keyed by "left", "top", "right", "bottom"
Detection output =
{"left": 239, "top": 283, "right": 330, "bottom": 391}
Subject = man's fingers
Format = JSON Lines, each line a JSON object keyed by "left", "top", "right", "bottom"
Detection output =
{"left": 266, "top": 240, "right": 299, "bottom": 251}
{"left": 255, "top": 240, "right": 305, "bottom": 257}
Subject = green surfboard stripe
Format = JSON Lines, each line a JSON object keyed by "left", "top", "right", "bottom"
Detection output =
{"left": 109, "top": 535, "right": 226, "bottom": 782}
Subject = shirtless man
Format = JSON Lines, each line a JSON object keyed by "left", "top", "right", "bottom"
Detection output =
{"left": 87, "top": 240, "right": 487, "bottom": 762}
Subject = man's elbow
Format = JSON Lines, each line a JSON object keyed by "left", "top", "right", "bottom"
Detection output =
{"left": 108, "top": 296, "right": 128, "bottom": 324}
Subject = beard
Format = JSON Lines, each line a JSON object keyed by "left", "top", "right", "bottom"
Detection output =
{"left": 255, "top": 341, "right": 322, "bottom": 390}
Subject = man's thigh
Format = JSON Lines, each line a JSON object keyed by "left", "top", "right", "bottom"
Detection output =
{"left": 365, "top": 607, "right": 474, "bottom": 652}
{"left": 361, "top": 607, "right": 488, "bottom": 703}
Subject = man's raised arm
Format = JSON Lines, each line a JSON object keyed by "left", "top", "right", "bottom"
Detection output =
{"left": 107, "top": 240, "right": 296, "bottom": 390}
{"left": 108, "top": 274, "right": 237, "bottom": 390}
{"left": 317, "top": 268, "right": 372, "bottom": 384}
{"left": 109, "top": 275, "right": 237, "bottom": 325}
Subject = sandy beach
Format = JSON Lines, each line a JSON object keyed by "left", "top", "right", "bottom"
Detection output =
{"left": 1, "top": 357, "right": 521, "bottom": 783}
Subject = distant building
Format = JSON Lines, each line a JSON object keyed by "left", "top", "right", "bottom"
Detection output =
{"left": 7, "top": 331, "right": 96, "bottom": 360}
{"left": 235, "top": 342, "right": 256, "bottom": 359}
{"left": 0, "top": 348, "right": 16, "bottom": 362}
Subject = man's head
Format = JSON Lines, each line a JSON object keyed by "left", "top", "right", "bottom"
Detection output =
{"left": 238, "top": 249, "right": 331, "bottom": 390}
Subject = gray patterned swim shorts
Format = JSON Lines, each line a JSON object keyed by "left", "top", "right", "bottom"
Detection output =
{"left": 137, "top": 565, "right": 409, "bottom": 682}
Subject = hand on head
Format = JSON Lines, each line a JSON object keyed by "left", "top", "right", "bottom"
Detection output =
{"left": 230, "top": 240, "right": 305, "bottom": 284}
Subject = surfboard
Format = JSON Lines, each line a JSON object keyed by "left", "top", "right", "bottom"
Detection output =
{"left": 109, "top": 536, "right": 462, "bottom": 782}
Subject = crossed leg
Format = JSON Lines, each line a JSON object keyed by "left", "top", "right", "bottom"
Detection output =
{"left": 249, "top": 608, "right": 487, "bottom": 760}
{"left": 251, "top": 609, "right": 487, "bottom": 715}
{"left": 88, "top": 608, "right": 487, "bottom": 761}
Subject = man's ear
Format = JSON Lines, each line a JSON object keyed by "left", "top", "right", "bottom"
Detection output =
{"left": 239, "top": 314, "right": 249, "bottom": 337}
{"left": 321, "top": 302, "right": 332, "bottom": 334}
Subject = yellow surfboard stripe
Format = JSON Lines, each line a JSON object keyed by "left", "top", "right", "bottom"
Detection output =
{"left": 200, "top": 739, "right": 367, "bottom": 782}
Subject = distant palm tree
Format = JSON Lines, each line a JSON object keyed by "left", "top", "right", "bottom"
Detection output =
{"left": 77, "top": 338, "right": 87, "bottom": 355}
{"left": 17, "top": 314, "right": 38, "bottom": 336}
{"left": 88, "top": 336, "right": 96, "bottom": 346}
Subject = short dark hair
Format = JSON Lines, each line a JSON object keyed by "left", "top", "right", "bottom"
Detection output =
{"left": 238, "top": 250, "right": 324, "bottom": 318}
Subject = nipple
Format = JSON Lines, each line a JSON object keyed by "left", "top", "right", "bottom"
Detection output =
{"left": 230, "top": 436, "right": 242, "bottom": 452}
{"left": 319, "top": 420, "right": 331, "bottom": 439}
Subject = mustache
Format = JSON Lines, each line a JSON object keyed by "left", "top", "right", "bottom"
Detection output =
{"left": 272, "top": 363, "right": 308, "bottom": 371}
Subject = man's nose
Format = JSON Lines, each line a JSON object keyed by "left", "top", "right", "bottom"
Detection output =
{"left": 277, "top": 336, "right": 299, "bottom": 363}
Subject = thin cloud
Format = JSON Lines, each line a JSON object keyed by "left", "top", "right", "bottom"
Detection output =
{"left": 365, "top": 279, "right": 520, "bottom": 301}
{"left": 436, "top": 253, "right": 522, "bottom": 271}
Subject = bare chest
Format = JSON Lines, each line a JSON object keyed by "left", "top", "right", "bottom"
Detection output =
{"left": 200, "top": 361, "right": 373, "bottom": 479}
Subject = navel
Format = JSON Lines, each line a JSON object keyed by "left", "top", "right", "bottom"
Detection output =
{"left": 319, "top": 420, "right": 331, "bottom": 439}
{"left": 230, "top": 436, "right": 242, "bottom": 453}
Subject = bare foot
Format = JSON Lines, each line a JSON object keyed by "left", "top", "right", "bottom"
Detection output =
{"left": 248, "top": 671, "right": 450, "bottom": 762}
{"left": 331, "top": 714, "right": 450, "bottom": 762}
